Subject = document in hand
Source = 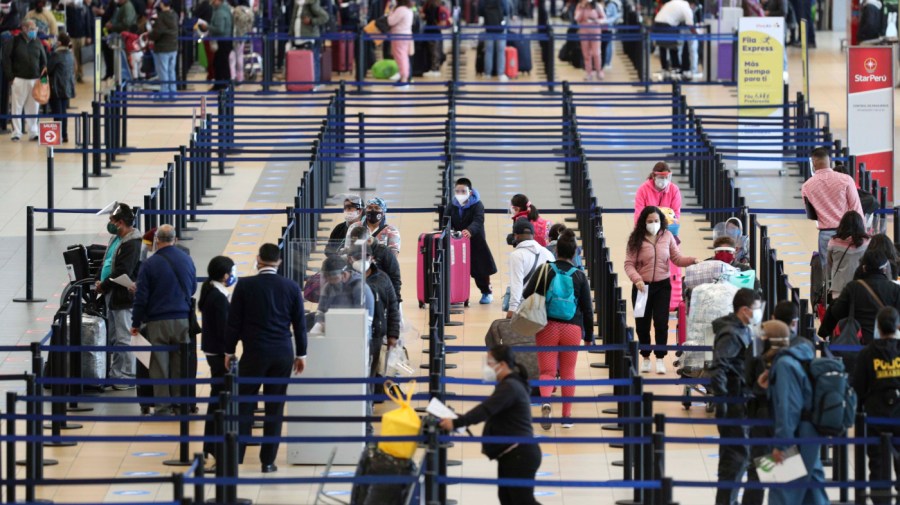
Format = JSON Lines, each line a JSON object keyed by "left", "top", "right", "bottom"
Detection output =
{"left": 633, "top": 288, "right": 649, "bottom": 318}
{"left": 111, "top": 274, "right": 135, "bottom": 290}
{"left": 129, "top": 333, "right": 153, "bottom": 369}
{"left": 754, "top": 446, "right": 808, "bottom": 483}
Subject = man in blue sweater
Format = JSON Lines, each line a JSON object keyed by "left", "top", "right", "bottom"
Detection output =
{"left": 225, "top": 243, "right": 307, "bottom": 473}
{"left": 131, "top": 224, "right": 197, "bottom": 416}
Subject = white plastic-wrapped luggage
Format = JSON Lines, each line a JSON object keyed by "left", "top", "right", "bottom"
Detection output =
{"left": 80, "top": 314, "right": 107, "bottom": 383}
{"left": 682, "top": 281, "right": 738, "bottom": 376}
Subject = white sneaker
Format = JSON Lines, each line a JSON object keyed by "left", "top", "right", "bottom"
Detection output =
{"left": 640, "top": 359, "right": 652, "bottom": 373}
{"left": 561, "top": 422, "right": 574, "bottom": 429}
{"left": 388, "top": 73, "right": 401, "bottom": 82}
{"left": 499, "top": 74, "right": 509, "bottom": 82}
{"left": 656, "top": 360, "right": 667, "bottom": 375}
{"left": 423, "top": 70, "right": 441, "bottom": 77}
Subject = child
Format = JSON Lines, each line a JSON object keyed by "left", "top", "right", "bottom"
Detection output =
{"left": 47, "top": 32, "right": 75, "bottom": 142}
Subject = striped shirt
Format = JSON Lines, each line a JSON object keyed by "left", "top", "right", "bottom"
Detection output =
{"left": 800, "top": 168, "right": 864, "bottom": 230}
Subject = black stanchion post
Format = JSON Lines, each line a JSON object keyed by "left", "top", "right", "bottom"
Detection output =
{"left": 350, "top": 111, "right": 374, "bottom": 191}
{"left": 44, "top": 323, "right": 80, "bottom": 442}
{"left": 13, "top": 206, "right": 47, "bottom": 303}
{"left": 452, "top": 29, "right": 460, "bottom": 83}
{"left": 193, "top": 452, "right": 205, "bottom": 503}
{"left": 37, "top": 147, "right": 65, "bottom": 232}
{"left": 75, "top": 111, "right": 98, "bottom": 190}
{"left": 547, "top": 25, "right": 555, "bottom": 93}
{"left": 91, "top": 101, "right": 105, "bottom": 177}
{"left": 164, "top": 341, "right": 193, "bottom": 466}
{"left": 875, "top": 432, "right": 892, "bottom": 504}
{"left": 6, "top": 391, "right": 17, "bottom": 502}
{"left": 224, "top": 432, "right": 239, "bottom": 504}
{"left": 853, "top": 412, "right": 866, "bottom": 505}
{"left": 425, "top": 420, "right": 440, "bottom": 505}
{"left": 356, "top": 29, "right": 365, "bottom": 90}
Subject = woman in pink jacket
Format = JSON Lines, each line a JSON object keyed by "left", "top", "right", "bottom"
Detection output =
{"left": 574, "top": 0, "right": 606, "bottom": 81}
{"left": 634, "top": 161, "right": 684, "bottom": 311}
{"left": 624, "top": 206, "right": 698, "bottom": 374}
{"left": 388, "top": 0, "right": 415, "bottom": 86}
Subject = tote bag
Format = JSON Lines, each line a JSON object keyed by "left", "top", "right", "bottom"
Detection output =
{"left": 32, "top": 70, "right": 49, "bottom": 105}
{"left": 510, "top": 264, "right": 549, "bottom": 336}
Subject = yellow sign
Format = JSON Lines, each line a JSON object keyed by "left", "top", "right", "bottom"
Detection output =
{"left": 737, "top": 19, "right": 785, "bottom": 116}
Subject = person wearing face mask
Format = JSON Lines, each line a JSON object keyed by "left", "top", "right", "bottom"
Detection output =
{"left": 346, "top": 245, "right": 399, "bottom": 380}
{"left": 771, "top": 300, "right": 799, "bottom": 338}
{"left": 224, "top": 243, "right": 306, "bottom": 473}
{"left": 438, "top": 345, "right": 542, "bottom": 505}
{"left": 820, "top": 250, "right": 900, "bottom": 346}
{"left": 852, "top": 306, "right": 900, "bottom": 505}
{"left": 95, "top": 204, "right": 143, "bottom": 391}
{"left": 348, "top": 225, "right": 402, "bottom": 302}
{"left": 624, "top": 206, "right": 699, "bottom": 374}
{"left": 505, "top": 219, "right": 555, "bottom": 318}
{"left": 346, "top": 196, "right": 401, "bottom": 256}
{"left": 24, "top": 0, "right": 58, "bottom": 38}
{"left": 445, "top": 177, "right": 497, "bottom": 304}
{"left": 2, "top": 19, "right": 46, "bottom": 141}
{"left": 509, "top": 193, "right": 551, "bottom": 247}
{"left": 708, "top": 288, "right": 763, "bottom": 505}
{"left": 198, "top": 255, "right": 235, "bottom": 467}
{"left": 288, "top": 0, "right": 329, "bottom": 84}
{"left": 312, "top": 255, "right": 375, "bottom": 335}
{"left": 47, "top": 32, "right": 74, "bottom": 143}
{"left": 0, "top": 0, "right": 22, "bottom": 134}
{"left": 325, "top": 194, "right": 363, "bottom": 256}
{"left": 633, "top": 161, "right": 682, "bottom": 225}
{"left": 65, "top": 0, "right": 93, "bottom": 82}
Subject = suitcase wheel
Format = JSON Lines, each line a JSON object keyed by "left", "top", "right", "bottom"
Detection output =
{"left": 418, "top": 302, "right": 425, "bottom": 309}
{"left": 464, "top": 300, "right": 469, "bottom": 307}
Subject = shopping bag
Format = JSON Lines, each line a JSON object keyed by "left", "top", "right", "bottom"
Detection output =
{"left": 510, "top": 264, "right": 549, "bottom": 336}
{"left": 378, "top": 381, "right": 421, "bottom": 460}
{"left": 32, "top": 70, "right": 49, "bottom": 105}
{"left": 197, "top": 40, "right": 208, "bottom": 69}
{"left": 634, "top": 287, "right": 648, "bottom": 318}
{"left": 385, "top": 345, "right": 414, "bottom": 377}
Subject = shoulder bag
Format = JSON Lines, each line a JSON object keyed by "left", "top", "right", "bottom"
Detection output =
{"left": 158, "top": 252, "right": 202, "bottom": 337}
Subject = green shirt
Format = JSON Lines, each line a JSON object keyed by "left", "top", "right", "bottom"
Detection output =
{"left": 100, "top": 237, "right": 121, "bottom": 282}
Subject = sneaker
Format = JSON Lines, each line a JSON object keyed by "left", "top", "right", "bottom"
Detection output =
{"left": 113, "top": 384, "right": 135, "bottom": 391}
{"left": 498, "top": 74, "right": 509, "bottom": 82}
{"left": 388, "top": 73, "right": 401, "bottom": 81}
{"left": 11, "top": 135, "right": 20, "bottom": 142}
{"left": 423, "top": 70, "right": 441, "bottom": 77}
{"left": 640, "top": 359, "right": 652, "bottom": 374}
{"left": 540, "top": 403, "right": 552, "bottom": 430}
{"left": 479, "top": 293, "right": 493, "bottom": 304}
{"left": 29, "top": 135, "right": 39, "bottom": 141}
{"left": 656, "top": 360, "right": 667, "bottom": 375}
{"left": 584, "top": 73, "right": 593, "bottom": 82}
{"left": 561, "top": 422, "right": 575, "bottom": 429}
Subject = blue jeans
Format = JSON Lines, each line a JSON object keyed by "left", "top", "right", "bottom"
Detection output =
{"left": 484, "top": 34, "right": 506, "bottom": 77}
{"left": 155, "top": 51, "right": 177, "bottom": 98}
{"left": 817, "top": 230, "right": 836, "bottom": 267}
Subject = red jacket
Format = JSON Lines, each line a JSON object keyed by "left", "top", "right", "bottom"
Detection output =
{"left": 512, "top": 210, "right": 552, "bottom": 247}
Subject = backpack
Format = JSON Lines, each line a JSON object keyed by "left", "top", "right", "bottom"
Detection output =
{"left": 546, "top": 263, "right": 577, "bottom": 320}
{"left": 803, "top": 356, "right": 857, "bottom": 436}
{"left": 232, "top": 5, "right": 254, "bottom": 36}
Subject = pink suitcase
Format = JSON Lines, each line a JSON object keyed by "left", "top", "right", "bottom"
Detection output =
{"left": 285, "top": 49, "right": 315, "bottom": 91}
{"left": 417, "top": 232, "right": 471, "bottom": 308}
{"left": 676, "top": 301, "right": 687, "bottom": 345}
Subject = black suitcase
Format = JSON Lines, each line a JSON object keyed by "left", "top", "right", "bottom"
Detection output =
{"left": 350, "top": 446, "right": 417, "bottom": 505}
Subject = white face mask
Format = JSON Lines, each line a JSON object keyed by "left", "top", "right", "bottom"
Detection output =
{"left": 654, "top": 177, "right": 670, "bottom": 190}
{"left": 751, "top": 308, "right": 763, "bottom": 326}
{"left": 646, "top": 222, "right": 660, "bottom": 235}
{"left": 454, "top": 193, "right": 468, "bottom": 205}
{"left": 344, "top": 210, "right": 359, "bottom": 223}
{"left": 352, "top": 259, "right": 370, "bottom": 273}
{"left": 481, "top": 363, "right": 498, "bottom": 383}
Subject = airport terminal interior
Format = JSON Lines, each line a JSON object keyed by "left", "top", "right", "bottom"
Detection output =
{"left": 0, "top": 0, "right": 898, "bottom": 503}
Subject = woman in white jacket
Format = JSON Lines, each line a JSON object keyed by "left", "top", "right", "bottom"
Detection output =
{"left": 505, "top": 219, "right": 555, "bottom": 317}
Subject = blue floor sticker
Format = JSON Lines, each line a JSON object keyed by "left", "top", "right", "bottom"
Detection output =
{"left": 124, "top": 471, "right": 159, "bottom": 477}
{"left": 534, "top": 491, "right": 556, "bottom": 497}
{"left": 132, "top": 452, "right": 166, "bottom": 457}
{"left": 113, "top": 490, "right": 151, "bottom": 496}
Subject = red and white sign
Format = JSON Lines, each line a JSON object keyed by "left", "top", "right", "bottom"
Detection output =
{"left": 848, "top": 46, "right": 895, "bottom": 199}
{"left": 39, "top": 122, "right": 61, "bottom": 146}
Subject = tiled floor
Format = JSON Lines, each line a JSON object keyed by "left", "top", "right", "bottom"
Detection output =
{"left": 0, "top": 27, "right": 892, "bottom": 504}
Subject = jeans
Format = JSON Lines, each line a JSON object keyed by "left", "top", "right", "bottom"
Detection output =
{"left": 817, "top": 229, "right": 836, "bottom": 268}
{"left": 106, "top": 296, "right": 135, "bottom": 381}
{"left": 155, "top": 50, "right": 177, "bottom": 98}
{"left": 483, "top": 34, "right": 506, "bottom": 77}
{"left": 602, "top": 35, "right": 613, "bottom": 68}
{"left": 632, "top": 279, "right": 672, "bottom": 358}
{"left": 48, "top": 97, "right": 69, "bottom": 141}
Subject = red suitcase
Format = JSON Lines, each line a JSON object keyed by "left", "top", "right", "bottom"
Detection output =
{"left": 504, "top": 46, "right": 518, "bottom": 79}
{"left": 417, "top": 232, "right": 471, "bottom": 308}
{"left": 676, "top": 301, "right": 687, "bottom": 345}
{"left": 333, "top": 38, "right": 355, "bottom": 73}
{"left": 285, "top": 49, "right": 315, "bottom": 91}
{"left": 668, "top": 260, "right": 683, "bottom": 311}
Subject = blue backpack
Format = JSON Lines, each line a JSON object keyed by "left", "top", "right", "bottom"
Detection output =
{"left": 546, "top": 263, "right": 577, "bottom": 320}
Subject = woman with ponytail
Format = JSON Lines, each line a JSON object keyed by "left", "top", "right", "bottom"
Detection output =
{"left": 437, "top": 345, "right": 542, "bottom": 505}
{"left": 510, "top": 194, "right": 552, "bottom": 247}
{"left": 198, "top": 255, "right": 236, "bottom": 466}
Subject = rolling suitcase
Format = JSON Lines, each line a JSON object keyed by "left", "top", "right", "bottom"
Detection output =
{"left": 504, "top": 45, "right": 518, "bottom": 78}
{"left": 320, "top": 45, "right": 333, "bottom": 82}
{"left": 507, "top": 30, "right": 532, "bottom": 72}
{"left": 333, "top": 37, "right": 355, "bottom": 73}
{"left": 81, "top": 314, "right": 107, "bottom": 386}
{"left": 462, "top": 0, "right": 478, "bottom": 23}
{"left": 285, "top": 49, "right": 315, "bottom": 91}
{"left": 416, "top": 232, "right": 471, "bottom": 307}
{"left": 668, "top": 260, "right": 683, "bottom": 311}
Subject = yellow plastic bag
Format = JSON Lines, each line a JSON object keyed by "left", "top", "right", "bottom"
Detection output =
{"left": 378, "top": 381, "right": 421, "bottom": 460}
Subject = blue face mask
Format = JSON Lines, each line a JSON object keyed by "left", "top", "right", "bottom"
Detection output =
{"left": 225, "top": 266, "right": 238, "bottom": 287}
{"left": 27, "top": 30, "right": 37, "bottom": 40}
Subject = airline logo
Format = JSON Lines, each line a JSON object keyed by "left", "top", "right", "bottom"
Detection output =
{"left": 853, "top": 55, "right": 888, "bottom": 83}
{"left": 864, "top": 57, "right": 877, "bottom": 73}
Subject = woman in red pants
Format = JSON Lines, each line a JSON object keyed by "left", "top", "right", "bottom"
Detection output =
{"left": 522, "top": 229, "right": 594, "bottom": 430}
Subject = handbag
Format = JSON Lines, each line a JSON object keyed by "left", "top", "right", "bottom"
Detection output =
{"left": 510, "top": 264, "right": 549, "bottom": 336}
{"left": 375, "top": 15, "right": 391, "bottom": 34}
{"left": 378, "top": 381, "right": 421, "bottom": 460}
{"left": 726, "top": 270, "right": 756, "bottom": 290}
{"left": 302, "top": 272, "right": 322, "bottom": 303}
{"left": 32, "top": 69, "right": 49, "bottom": 105}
